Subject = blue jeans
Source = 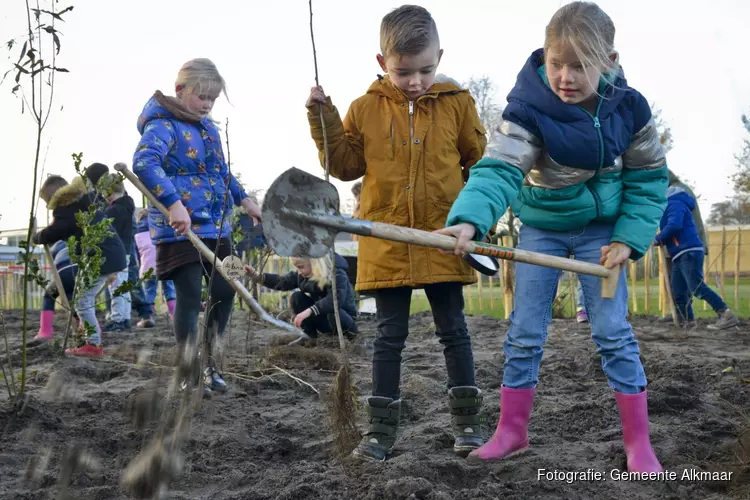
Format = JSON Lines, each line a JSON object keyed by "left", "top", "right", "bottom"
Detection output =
{"left": 76, "top": 275, "right": 108, "bottom": 345}
{"left": 106, "top": 246, "right": 148, "bottom": 318}
{"left": 576, "top": 279, "right": 585, "bottom": 311}
{"left": 671, "top": 250, "right": 727, "bottom": 321}
{"left": 142, "top": 278, "right": 176, "bottom": 316}
{"left": 504, "top": 223, "right": 645, "bottom": 394}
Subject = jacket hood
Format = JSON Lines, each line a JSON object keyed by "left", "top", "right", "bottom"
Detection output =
{"left": 507, "top": 48, "right": 629, "bottom": 122}
{"left": 666, "top": 186, "right": 696, "bottom": 210}
{"left": 334, "top": 252, "right": 348, "bottom": 271}
{"left": 137, "top": 90, "right": 206, "bottom": 135}
{"left": 48, "top": 176, "right": 87, "bottom": 210}
{"left": 366, "top": 73, "right": 466, "bottom": 102}
{"left": 112, "top": 194, "right": 136, "bottom": 215}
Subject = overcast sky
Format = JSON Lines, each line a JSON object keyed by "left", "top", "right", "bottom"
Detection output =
{"left": 1, "top": 0, "right": 748, "bottom": 231}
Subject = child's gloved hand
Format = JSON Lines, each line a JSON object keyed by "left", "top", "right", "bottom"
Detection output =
{"left": 600, "top": 242, "right": 632, "bottom": 268}
{"left": 306, "top": 86, "right": 327, "bottom": 110}
{"left": 434, "top": 223, "right": 477, "bottom": 256}
{"left": 294, "top": 308, "right": 312, "bottom": 328}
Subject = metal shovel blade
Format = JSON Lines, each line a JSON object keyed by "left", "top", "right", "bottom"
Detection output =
{"left": 261, "top": 167, "right": 341, "bottom": 258}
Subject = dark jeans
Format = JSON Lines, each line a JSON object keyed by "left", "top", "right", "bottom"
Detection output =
{"left": 290, "top": 291, "right": 357, "bottom": 338}
{"left": 171, "top": 261, "right": 235, "bottom": 346}
{"left": 371, "top": 282, "right": 476, "bottom": 399}
{"left": 42, "top": 267, "right": 76, "bottom": 312}
{"left": 671, "top": 251, "right": 727, "bottom": 322}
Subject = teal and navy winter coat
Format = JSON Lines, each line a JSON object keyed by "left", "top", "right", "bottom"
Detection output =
{"left": 133, "top": 91, "right": 249, "bottom": 244}
{"left": 446, "top": 49, "right": 668, "bottom": 259}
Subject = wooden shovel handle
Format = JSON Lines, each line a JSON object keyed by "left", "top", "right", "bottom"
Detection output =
{"left": 368, "top": 222, "right": 620, "bottom": 299}
{"left": 113, "top": 163, "right": 306, "bottom": 336}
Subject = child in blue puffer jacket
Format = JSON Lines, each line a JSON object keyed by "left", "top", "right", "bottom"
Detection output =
{"left": 653, "top": 186, "right": 738, "bottom": 330}
{"left": 438, "top": 1, "right": 667, "bottom": 473}
{"left": 132, "top": 58, "right": 262, "bottom": 396}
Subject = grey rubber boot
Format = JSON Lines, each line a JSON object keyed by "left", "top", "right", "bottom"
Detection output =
{"left": 351, "top": 396, "right": 400, "bottom": 462}
{"left": 448, "top": 386, "right": 485, "bottom": 457}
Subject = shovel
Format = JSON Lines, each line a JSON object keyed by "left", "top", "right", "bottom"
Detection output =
{"left": 113, "top": 163, "right": 309, "bottom": 341}
{"left": 261, "top": 167, "right": 621, "bottom": 298}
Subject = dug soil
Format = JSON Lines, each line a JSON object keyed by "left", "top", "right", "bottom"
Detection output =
{"left": 1, "top": 309, "right": 749, "bottom": 499}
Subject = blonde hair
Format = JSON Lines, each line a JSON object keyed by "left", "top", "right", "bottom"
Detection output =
{"left": 380, "top": 5, "right": 439, "bottom": 57}
{"left": 176, "top": 58, "right": 227, "bottom": 97}
{"left": 175, "top": 58, "right": 228, "bottom": 123}
{"left": 545, "top": 2, "right": 619, "bottom": 86}
{"left": 99, "top": 173, "right": 124, "bottom": 198}
{"left": 292, "top": 255, "right": 333, "bottom": 288}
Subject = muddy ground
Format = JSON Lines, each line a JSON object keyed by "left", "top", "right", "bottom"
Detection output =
{"left": 1, "top": 308, "right": 749, "bottom": 500}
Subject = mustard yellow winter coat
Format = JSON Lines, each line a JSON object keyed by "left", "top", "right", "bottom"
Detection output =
{"left": 308, "top": 74, "right": 487, "bottom": 291}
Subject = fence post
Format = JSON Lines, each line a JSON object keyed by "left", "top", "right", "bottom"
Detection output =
{"left": 502, "top": 234, "right": 515, "bottom": 319}
{"left": 488, "top": 275, "right": 495, "bottom": 310}
{"left": 629, "top": 260, "right": 638, "bottom": 312}
{"left": 657, "top": 247, "right": 666, "bottom": 316}
{"left": 476, "top": 271, "right": 483, "bottom": 312}
{"left": 721, "top": 226, "right": 727, "bottom": 299}
{"left": 735, "top": 228, "right": 741, "bottom": 310}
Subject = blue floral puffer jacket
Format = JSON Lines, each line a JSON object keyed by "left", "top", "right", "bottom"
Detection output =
{"left": 133, "top": 91, "right": 248, "bottom": 244}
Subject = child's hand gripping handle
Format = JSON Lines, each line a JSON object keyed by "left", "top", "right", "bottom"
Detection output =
{"left": 113, "top": 162, "right": 306, "bottom": 336}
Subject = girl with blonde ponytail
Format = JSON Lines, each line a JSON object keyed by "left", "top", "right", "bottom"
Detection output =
{"left": 439, "top": 1, "right": 667, "bottom": 472}
{"left": 244, "top": 253, "right": 359, "bottom": 341}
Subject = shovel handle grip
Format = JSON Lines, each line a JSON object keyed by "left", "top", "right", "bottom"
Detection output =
{"left": 114, "top": 163, "right": 307, "bottom": 336}
{"left": 368, "top": 221, "right": 620, "bottom": 299}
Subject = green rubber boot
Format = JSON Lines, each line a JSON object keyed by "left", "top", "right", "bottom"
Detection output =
{"left": 351, "top": 396, "right": 400, "bottom": 462}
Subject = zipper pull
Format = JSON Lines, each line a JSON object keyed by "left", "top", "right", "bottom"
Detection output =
{"left": 593, "top": 117, "right": 600, "bottom": 128}
{"left": 409, "top": 101, "right": 414, "bottom": 116}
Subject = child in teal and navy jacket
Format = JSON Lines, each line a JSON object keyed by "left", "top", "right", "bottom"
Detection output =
{"left": 438, "top": 2, "right": 667, "bottom": 473}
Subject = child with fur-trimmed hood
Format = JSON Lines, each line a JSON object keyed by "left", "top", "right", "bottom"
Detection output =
{"left": 32, "top": 175, "right": 127, "bottom": 357}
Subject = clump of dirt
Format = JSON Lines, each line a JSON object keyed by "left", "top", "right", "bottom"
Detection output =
{"left": 0, "top": 309, "right": 748, "bottom": 499}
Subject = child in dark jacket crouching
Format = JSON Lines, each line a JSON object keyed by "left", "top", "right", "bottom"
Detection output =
{"left": 245, "top": 253, "right": 358, "bottom": 339}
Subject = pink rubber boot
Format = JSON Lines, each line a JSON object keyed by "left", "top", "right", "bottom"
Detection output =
{"left": 615, "top": 390, "right": 662, "bottom": 473}
{"left": 33, "top": 310, "right": 55, "bottom": 342}
{"left": 467, "top": 386, "right": 535, "bottom": 463}
{"left": 167, "top": 299, "right": 176, "bottom": 321}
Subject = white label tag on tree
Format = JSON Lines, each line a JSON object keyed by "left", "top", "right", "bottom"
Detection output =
{"left": 221, "top": 255, "right": 244, "bottom": 281}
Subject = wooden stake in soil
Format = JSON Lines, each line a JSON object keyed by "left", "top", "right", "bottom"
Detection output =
{"left": 657, "top": 246, "right": 679, "bottom": 327}
{"left": 309, "top": 0, "right": 359, "bottom": 458}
